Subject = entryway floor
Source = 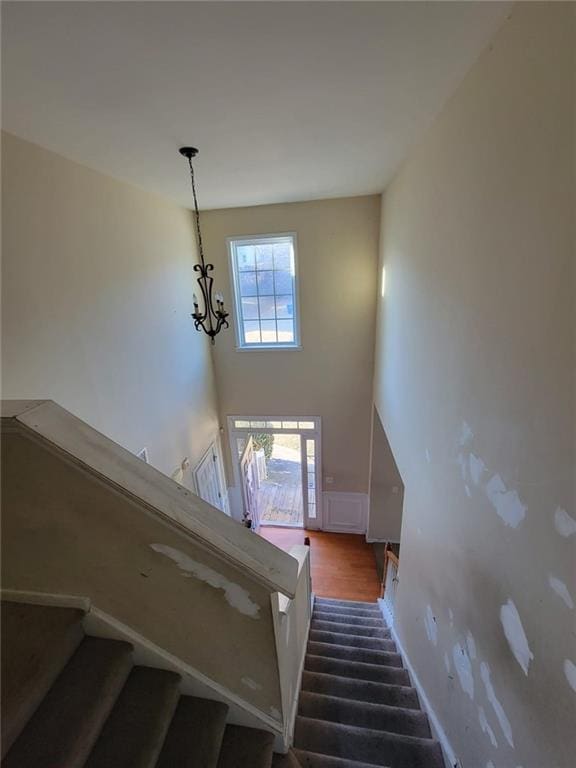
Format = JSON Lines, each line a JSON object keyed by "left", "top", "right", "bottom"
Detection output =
{"left": 259, "top": 527, "right": 381, "bottom": 602}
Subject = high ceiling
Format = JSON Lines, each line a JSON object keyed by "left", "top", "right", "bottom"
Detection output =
{"left": 2, "top": 1, "right": 510, "bottom": 209}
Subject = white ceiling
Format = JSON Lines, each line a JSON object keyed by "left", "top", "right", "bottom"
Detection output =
{"left": 2, "top": 1, "right": 510, "bottom": 210}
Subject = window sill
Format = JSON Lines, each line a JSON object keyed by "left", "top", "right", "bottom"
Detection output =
{"left": 234, "top": 344, "right": 303, "bottom": 352}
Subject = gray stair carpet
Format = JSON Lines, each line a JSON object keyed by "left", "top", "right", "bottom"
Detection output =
{"left": 293, "top": 597, "right": 444, "bottom": 768}
{"left": 0, "top": 601, "right": 277, "bottom": 768}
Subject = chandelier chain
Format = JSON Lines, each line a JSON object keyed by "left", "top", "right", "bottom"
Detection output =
{"left": 186, "top": 155, "right": 206, "bottom": 268}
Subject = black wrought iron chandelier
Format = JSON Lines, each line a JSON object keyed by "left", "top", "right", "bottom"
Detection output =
{"left": 179, "top": 146, "right": 229, "bottom": 344}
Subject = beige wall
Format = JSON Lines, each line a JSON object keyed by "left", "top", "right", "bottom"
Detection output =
{"left": 201, "top": 196, "right": 380, "bottom": 496}
{"left": 373, "top": 4, "right": 575, "bottom": 768}
{"left": 367, "top": 406, "right": 403, "bottom": 543}
{"left": 1, "top": 132, "right": 219, "bottom": 482}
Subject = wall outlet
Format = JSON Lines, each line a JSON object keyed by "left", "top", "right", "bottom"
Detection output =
{"left": 325, "top": 476, "right": 334, "bottom": 485}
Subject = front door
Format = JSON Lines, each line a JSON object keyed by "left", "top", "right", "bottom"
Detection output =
{"left": 240, "top": 437, "right": 260, "bottom": 530}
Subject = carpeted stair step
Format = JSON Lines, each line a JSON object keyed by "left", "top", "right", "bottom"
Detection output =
{"left": 312, "top": 612, "right": 385, "bottom": 628}
{"left": 294, "top": 750, "right": 389, "bottom": 768}
{"left": 272, "top": 749, "right": 303, "bottom": 767}
{"left": 157, "top": 696, "right": 229, "bottom": 768}
{"left": 298, "top": 691, "right": 431, "bottom": 738}
{"left": 3, "top": 636, "right": 133, "bottom": 768}
{"left": 307, "top": 641, "right": 403, "bottom": 668}
{"left": 84, "top": 667, "right": 180, "bottom": 768}
{"left": 311, "top": 620, "right": 391, "bottom": 639}
{"left": 305, "top": 655, "right": 410, "bottom": 687}
{"left": 295, "top": 716, "right": 444, "bottom": 767}
{"left": 313, "top": 604, "right": 382, "bottom": 618}
{"left": 1, "top": 601, "right": 84, "bottom": 758}
{"left": 315, "top": 598, "right": 380, "bottom": 611}
{"left": 217, "top": 724, "right": 275, "bottom": 768}
{"left": 309, "top": 630, "right": 397, "bottom": 653}
{"left": 301, "top": 671, "right": 420, "bottom": 709}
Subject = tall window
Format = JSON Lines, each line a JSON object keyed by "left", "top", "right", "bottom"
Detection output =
{"left": 228, "top": 234, "right": 300, "bottom": 349}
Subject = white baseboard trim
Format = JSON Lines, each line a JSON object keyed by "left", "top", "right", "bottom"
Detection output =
{"left": 322, "top": 492, "right": 368, "bottom": 534}
{"left": 377, "top": 599, "right": 460, "bottom": 768}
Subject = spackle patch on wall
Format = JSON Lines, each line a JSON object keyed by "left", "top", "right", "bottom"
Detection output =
{"left": 466, "top": 631, "right": 477, "bottom": 660}
{"left": 564, "top": 660, "right": 576, "bottom": 693}
{"left": 444, "top": 652, "right": 451, "bottom": 673}
{"left": 150, "top": 544, "right": 261, "bottom": 618}
{"left": 452, "top": 642, "right": 474, "bottom": 700}
{"left": 500, "top": 600, "right": 533, "bottom": 675}
{"left": 460, "top": 421, "right": 474, "bottom": 446}
{"left": 469, "top": 454, "right": 485, "bottom": 486}
{"left": 480, "top": 662, "right": 514, "bottom": 748}
{"left": 554, "top": 507, "right": 576, "bottom": 537}
{"left": 548, "top": 575, "right": 574, "bottom": 610}
{"left": 485, "top": 474, "right": 526, "bottom": 528}
{"left": 424, "top": 605, "right": 438, "bottom": 646}
{"left": 479, "top": 706, "right": 498, "bottom": 748}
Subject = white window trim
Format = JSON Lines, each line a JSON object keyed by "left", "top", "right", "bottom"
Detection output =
{"left": 227, "top": 232, "right": 301, "bottom": 350}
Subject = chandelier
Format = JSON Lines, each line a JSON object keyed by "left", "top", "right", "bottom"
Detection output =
{"left": 179, "top": 147, "right": 229, "bottom": 344}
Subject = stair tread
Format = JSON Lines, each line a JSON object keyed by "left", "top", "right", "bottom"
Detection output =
{"left": 307, "top": 641, "right": 403, "bottom": 668}
{"left": 295, "top": 716, "right": 444, "bottom": 767}
{"left": 85, "top": 666, "right": 180, "bottom": 768}
{"left": 272, "top": 750, "right": 303, "bottom": 767}
{"left": 315, "top": 599, "right": 379, "bottom": 609}
{"left": 3, "top": 636, "right": 133, "bottom": 768}
{"left": 306, "top": 655, "right": 410, "bottom": 687}
{"left": 217, "top": 724, "right": 275, "bottom": 768}
{"left": 311, "top": 620, "right": 391, "bottom": 639}
{"left": 294, "top": 749, "right": 386, "bottom": 768}
{"left": 157, "top": 695, "right": 229, "bottom": 768}
{"left": 313, "top": 612, "right": 384, "bottom": 627}
{"left": 309, "top": 630, "right": 396, "bottom": 652}
{"left": 0, "top": 601, "right": 84, "bottom": 758}
{"left": 301, "top": 671, "right": 420, "bottom": 709}
{"left": 298, "top": 691, "right": 431, "bottom": 738}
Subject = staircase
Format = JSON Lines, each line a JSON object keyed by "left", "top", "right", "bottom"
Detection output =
{"left": 1, "top": 601, "right": 277, "bottom": 768}
{"left": 288, "top": 597, "right": 444, "bottom": 768}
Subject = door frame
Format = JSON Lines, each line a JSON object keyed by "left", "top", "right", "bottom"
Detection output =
{"left": 193, "top": 438, "right": 229, "bottom": 516}
{"left": 227, "top": 415, "right": 322, "bottom": 529}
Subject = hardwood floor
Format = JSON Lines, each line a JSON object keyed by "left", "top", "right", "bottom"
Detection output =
{"left": 259, "top": 527, "right": 381, "bottom": 602}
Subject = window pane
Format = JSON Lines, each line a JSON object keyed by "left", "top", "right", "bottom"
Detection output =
{"left": 282, "top": 421, "right": 298, "bottom": 429}
{"left": 299, "top": 421, "right": 315, "bottom": 429}
{"left": 308, "top": 474, "right": 316, "bottom": 490}
{"left": 260, "top": 320, "right": 277, "bottom": 343}
{"left": 258, "top": 295, "right": 276, "bottom": 320}
{"left": 239, "top": 271, "right": 257, "bottom": 296}
{"left": 241, "top": 297, "right": 259, "bottom": 320}
{"left": 273, "top": 243, "right": 293, "bottom": 272}
{"left": 308, "top": 502, "right": 316, "bottom": 519}
{"left": 250, "top": 421, "right": 266, "bottom": 428}
{"left": 234, "top": 420, "right": 250, "bottom": 428}
{"left": 243, "top": 321, "right": 261, "bottom": 344}
{"left": 306, "top": 440, "right": 315, "bottom": 457}
{"left": 255, "top": 244, "right": 273, "bottom": 270}
{"left": 274, "top": 269, "right": 293, "bottom": 294}
{"left": 237, "top": 246, "right": 255, "bottom": 271}
{"left": 277, "top": 320, "right": 294, "bottom": 343}
{"left": 268, "top": 421, "right": 282, "bottom": 429}
{"left": 275, "top": 295, "right": 294, "bottom": 319}
{"left": 257, "top": 271, "right": 274, "bottom": 295}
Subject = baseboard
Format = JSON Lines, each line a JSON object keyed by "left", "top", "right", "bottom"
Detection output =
{"left": 377, "top": 599, "right": 460, "bottom": 768}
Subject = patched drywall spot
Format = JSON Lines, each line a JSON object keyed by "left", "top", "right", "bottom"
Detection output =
{"left": 444, "top": 652, "right": 451, "bottom": 673}
{"left": 479, "top": 706, "right": 498, "bottom": 748}
{"left": 564, "top": 660, "right": 576, "bottom": 693}
{"left": 500, "top": 600, "right": 533, "bottom": 675}
{"left": 469, "top": 454, "right": 485, "bottom": 486}
{"left": 460, "top": 421, "right": 474, "bottom": 446}
{"left": 554, "top": 507, "right": 576, "bottom": 537}
{"left": 465, "top": 484, "right": 472, "bottom": 498}
{"left": 448, "top": 609, "right": 454, "bottom": 627}
{"left": 241, "top": 676, "right": 262, "bottom": 691}
{"left": 150, "top": 544, "right": 261, "bottom": 618}
{"left": 485, "top": 474, "right": 526, "bottom": 528}
{"left": 269, "top": 706, "right": 281, "bottom": 720}
{"left": 548, "top": 575, "right": 574, "bottom": 610}
{"left": 457, "top": 452, "right": 468, "bottom": 483}
{"left": 466, "top": 631, "right": 477, "bottom": 660}
{"left": 425, "top": 448, "right": 431, "bottom": 464}
{"left": 452, "top": 642, "right": 474, "bottom": 700}
{"left": 480, "top": 662, "right": 514, "bottom": 748}
{"left": 486, "top": 762, "right": 495, "bottom": 768}
{"left": 424, "top": 605, "right": 438, "bottom": 646}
